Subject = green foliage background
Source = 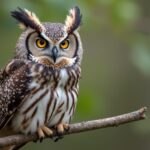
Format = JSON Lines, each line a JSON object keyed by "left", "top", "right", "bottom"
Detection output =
{"left": 0, "top": 0, "right": 150, "bottom": 150}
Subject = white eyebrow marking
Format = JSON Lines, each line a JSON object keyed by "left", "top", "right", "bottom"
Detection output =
{"left": 41, "top": 32, "right": 53, "bottom": 43}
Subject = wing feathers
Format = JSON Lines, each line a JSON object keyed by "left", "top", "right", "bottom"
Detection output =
{"left": 0, "top": 60, "right": 29, "bottom": 129}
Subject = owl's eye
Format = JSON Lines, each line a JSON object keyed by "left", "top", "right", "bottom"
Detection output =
{"left": 36, "top": 38, "right": 47, "bottom": 49}
{"left": 60, "top": 39, "right": 69, "bottom": 49}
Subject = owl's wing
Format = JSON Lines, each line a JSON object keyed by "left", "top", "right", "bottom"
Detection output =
{"left": 0, "top": 59, "right": 30, "bottom": 129}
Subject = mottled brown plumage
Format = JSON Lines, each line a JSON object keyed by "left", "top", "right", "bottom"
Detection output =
{"left": 0, "top": 60, "right": 29, "bottom": 129}
{"left": 0, "top": 6, "right": 83, "bottom": 150}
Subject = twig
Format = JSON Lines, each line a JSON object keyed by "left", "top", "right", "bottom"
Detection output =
{"left": 0, "top": 107, "right": 147, "bottom": 148}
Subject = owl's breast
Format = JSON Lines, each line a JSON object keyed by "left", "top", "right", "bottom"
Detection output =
{"left": 11, "top": 63, "right": 81, "bottom": 135}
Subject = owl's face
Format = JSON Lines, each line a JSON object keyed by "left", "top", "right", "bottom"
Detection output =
{"left": 26, "top": 23, "right": 81, "bottom": 68}
{"left": 12, "top": 7, "right": 83, "bottom": 69}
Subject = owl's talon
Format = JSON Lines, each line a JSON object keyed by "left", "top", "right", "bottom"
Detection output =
{"left": 37, "top": 127, "right": 45, "bottom": 141}
{"left": 55, "top": 123, "right": 69, "bottom": 135}
{"left": 63, "top": 124, "right": 70, "bottom": 131}
{"left": 40, "top": 137, "right": 44, "bottom": 143}
{"left": 56, "top": 123, "right": 64, "bottom": 135}
{"left": 37, "top": 125, "right": 53, "bottom": 141}
{"left": 41, "top": 125, "right": 53, "bottom": 136}
{"left": 53, "top": 123, "right": 69, "bottom": 142}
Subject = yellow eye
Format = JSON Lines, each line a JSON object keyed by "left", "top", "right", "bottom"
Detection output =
{"left": 60, "top": 40, "right": 69, "bottom": 49}
{"left": 36, "top": 39, "right": 47, "bottom": 48}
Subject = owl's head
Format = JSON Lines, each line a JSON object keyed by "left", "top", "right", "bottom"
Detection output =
{"left": 11, "top": 7, "right": 83, "bottom": 69}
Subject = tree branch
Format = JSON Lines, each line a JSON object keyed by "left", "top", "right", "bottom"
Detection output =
{"left": 0, "top": 107, "right": 147, "bottom": 148}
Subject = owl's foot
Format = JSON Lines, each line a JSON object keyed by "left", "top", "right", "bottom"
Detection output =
{"left": 53, "top": 123, "right": 69, "bottom": 142}
{"left": 37, "top": 125, "right": 53, "bottom": 142}
{"left": 56, "top": 123, "right": 69, "bottom": 134}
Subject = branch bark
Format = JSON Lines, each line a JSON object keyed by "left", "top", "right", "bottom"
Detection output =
{"left": 0, "top": 107, "right": 147, "bottom": 148}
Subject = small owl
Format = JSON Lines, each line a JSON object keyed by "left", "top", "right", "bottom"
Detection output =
{"left": 0, "top": 7, "right": 83, "bottom": 149}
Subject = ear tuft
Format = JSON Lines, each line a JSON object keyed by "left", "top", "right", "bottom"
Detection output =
{"left": 64, "top": 6, "right": 82, "bottom": 33}
{"left": 11, "top": 7, "right": 45, "bottom": 32}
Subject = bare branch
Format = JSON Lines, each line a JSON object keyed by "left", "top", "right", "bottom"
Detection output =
{"left": 0, "top": 107, "right": 147, "bottom": 148}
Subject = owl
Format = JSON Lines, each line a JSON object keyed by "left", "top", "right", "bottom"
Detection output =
{"left": 0, "top": 7, "right": 83, "bottom": 149}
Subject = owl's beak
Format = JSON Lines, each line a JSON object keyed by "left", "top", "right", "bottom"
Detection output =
{"left": 51, "top": 46, "right": 58, "bottom": 63}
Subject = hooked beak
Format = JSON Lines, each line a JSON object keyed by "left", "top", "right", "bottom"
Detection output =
{"left": 52, "top": 46, "right": 58, "bottom": 63}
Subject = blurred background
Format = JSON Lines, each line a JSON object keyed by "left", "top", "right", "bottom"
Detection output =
{"left": 0, "top": 0, "right": 150, "bottom": 150}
